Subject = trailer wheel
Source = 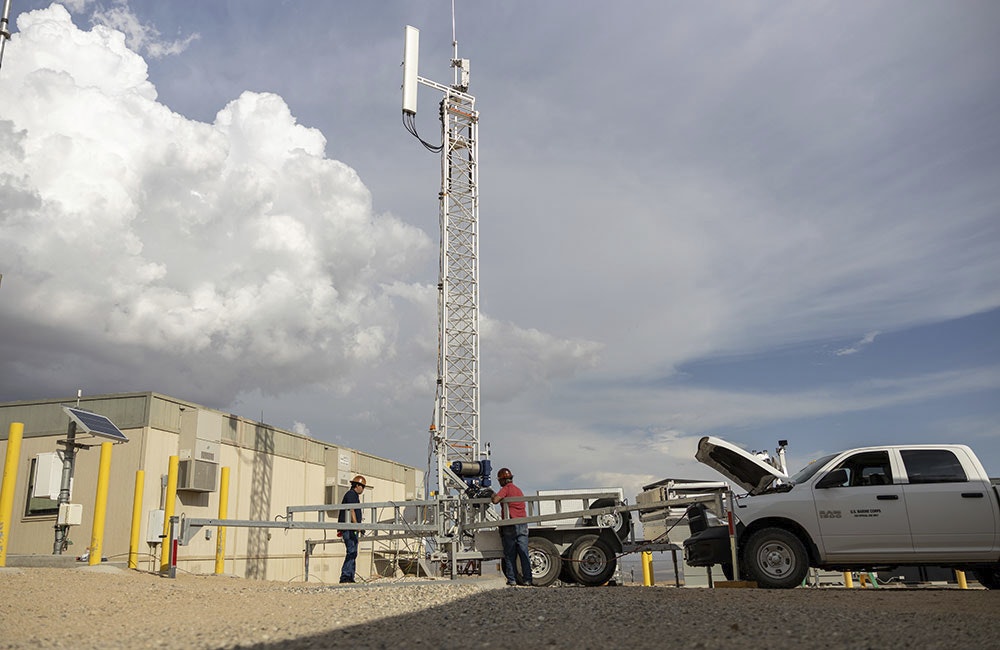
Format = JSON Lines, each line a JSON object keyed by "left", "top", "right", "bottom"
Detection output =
{"left": 567, "top": 534, "right": 617, "bottom": 586}
{"left": 559, "top": 548, "right": 577, "bottom": 584}
{"left": 973, "top": 566, "right": 1000, "bottom": 589}
{"left": 740, "top": 527, "right": 808, "bottom": 589}
{"left": 586, "top": 498, "right": 631, "bottom": 540}
{"left": 517, "top": 537, "right": 561, "bottom": 587}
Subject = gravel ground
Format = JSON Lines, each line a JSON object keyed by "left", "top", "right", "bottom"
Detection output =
{"left": 1, "top": 566, "right": 998, "bottom": 649}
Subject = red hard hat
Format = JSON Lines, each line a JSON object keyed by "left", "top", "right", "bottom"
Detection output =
{"left": 497, "top": 467, "right": 513, "bottom": 480}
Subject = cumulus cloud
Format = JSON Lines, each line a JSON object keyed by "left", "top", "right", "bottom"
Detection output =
{"left": 0, "top": 5, "right": 428, "bottom": 402}
{"left": 0, "top": 5, "right": 599, "bottom": 413}
{"left": 59, "top": 0, "right": 92, "bottom": 12}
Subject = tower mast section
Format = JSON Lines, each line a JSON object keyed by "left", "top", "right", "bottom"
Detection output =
{"left": 401, "top": 24, "right": 482, "bottom": 496}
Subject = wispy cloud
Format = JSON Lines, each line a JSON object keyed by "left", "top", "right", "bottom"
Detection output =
{"left": 835, "top": 331, "right": 881, "bottom": 356}
{"left": 91, "top": 2, "right": 199, "bottom": 59}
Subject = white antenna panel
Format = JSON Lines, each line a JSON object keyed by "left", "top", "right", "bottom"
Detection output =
{"left": 402, "top": 25, "right": 420, "bottom": 115}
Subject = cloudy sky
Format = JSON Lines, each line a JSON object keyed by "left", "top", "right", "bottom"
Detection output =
{"left": 1, "top": 1, "right": 998, "bottom": 499}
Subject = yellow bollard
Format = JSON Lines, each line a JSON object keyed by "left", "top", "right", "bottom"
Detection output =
{"left": 0, "top": 423, "right": 25, "bottom": 567}
{"left": 844, "top": 571, "right": 854, "bottom": 588}
{"left": 214, "top": 466, "right": 230, "bottom": 575}
{"left": 160, "top": 456, "right": 179, "bottom": 573}
{"left": 89, "top": 442, "right": 113, "bottom": 566}
{"left": 128, "top": 470, "right": 144, "bottom": 569}
{"left": 859, "top": 572, "right": 868, "bottom": 588}
{"left": 956, "top": 570, "right": 968, "bottom": 589}
{"left": 641, "top": 550, "right": 654, "bottom": 586}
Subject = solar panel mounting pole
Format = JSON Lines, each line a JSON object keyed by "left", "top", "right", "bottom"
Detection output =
{"left": 52, "top": 421, "right": 78, "bottom": 554}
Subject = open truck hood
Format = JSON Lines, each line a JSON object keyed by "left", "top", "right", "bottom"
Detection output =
{"left": 695, "top": 436, "right": 788, "bottom": 495}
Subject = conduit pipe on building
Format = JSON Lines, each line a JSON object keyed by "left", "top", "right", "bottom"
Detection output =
{"left": 128, "top": 470, "right": 144, "bottom": 569}
{"left": 89, "top": 442, "right": 113, "bottom": 565}
{"left": 214, "top": 466, "right": 230, "bottom": 575}
{"left": 160, "top": 455, "right": 179, "bottom": 573}
{"left": 0, "top": 422, "right": 25, "bottom": 567}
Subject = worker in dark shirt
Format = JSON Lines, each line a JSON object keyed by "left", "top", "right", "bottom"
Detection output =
{"left": 338, "top": 475, "right": 367, "bottom": 583}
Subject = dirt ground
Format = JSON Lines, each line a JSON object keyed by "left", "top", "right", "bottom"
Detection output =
{"left": 1, "top": 566, "right": 998, "bottom": 649}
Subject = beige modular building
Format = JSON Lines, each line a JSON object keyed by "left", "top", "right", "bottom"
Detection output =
{"left": 0, "top": 392, "right": 424, "bottom": 582}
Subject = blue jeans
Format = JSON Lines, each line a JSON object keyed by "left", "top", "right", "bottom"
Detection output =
{"left": 500, "top": 524, "right": 531, "bottom": 584}
{"left": 341, "top": 531, "right": 358, "bottom": 581}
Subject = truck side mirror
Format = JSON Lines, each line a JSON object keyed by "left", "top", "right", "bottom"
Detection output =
{"left": 816, "top": 468, "right": 849, "bottom": 489}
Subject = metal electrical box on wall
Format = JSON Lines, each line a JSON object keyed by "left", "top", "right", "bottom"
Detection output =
{"left": 179, "top": 408, "right": 222, "bottom": 463}
{"left": 33, "top": 451, "right": 65, "bottom": 499}
{"left": 57, "top": 503, "right": 83, "bottom": 526}
{"left": 146, "top": 509, "right": 165, "bottom": 544}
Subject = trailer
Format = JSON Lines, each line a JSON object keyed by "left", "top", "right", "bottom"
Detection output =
{"left": 174, "top": 489, "right": 724, "bottom": 586}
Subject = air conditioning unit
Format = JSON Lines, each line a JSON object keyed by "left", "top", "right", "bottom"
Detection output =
{"left": 177, "top": 458, "right": 218, "bottom": 492}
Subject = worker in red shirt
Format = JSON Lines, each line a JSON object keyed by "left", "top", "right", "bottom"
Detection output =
{"left": 491, "top": 467, "right": 533, "bottom": 586}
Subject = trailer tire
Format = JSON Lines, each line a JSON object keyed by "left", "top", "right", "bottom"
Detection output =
{"left": 973, "top": 566, "right": 1000, "bottom": 589}
{"left": 586, "top": 498, "right": 631, "bottom": 540}
{"left": 740, "top": 527, "right": 808, "bottom": 589}
{"left": 559, "top": 549, "right": 577, "bottom": 584}
{"left": 517, "top": 537, "right": 561, "bottom": 587}
{"left": 566, "top": 534, "right": 617, "bottom": 586}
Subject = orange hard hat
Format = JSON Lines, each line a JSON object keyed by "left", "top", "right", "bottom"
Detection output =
{"left": 351, "top": 475, "right": 367, "bottom": 487}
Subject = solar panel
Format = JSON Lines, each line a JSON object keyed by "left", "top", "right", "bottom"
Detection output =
{"left": 62, "top": 406, "right": 129, "bottom": 443}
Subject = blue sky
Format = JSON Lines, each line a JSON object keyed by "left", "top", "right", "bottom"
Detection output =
{"left": 0, "top": 1, "right": 998, "bottom": 499}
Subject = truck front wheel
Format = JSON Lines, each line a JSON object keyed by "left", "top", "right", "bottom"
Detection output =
{"left": 972, "top": 566, "right": 1000, "bottom": 589}
{"left": 741, "top": 527, "right": 808, "bottom": 589}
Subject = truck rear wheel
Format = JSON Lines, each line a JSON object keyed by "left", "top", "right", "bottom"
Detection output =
{"left": 741, "top": 527, "right": 808, "bottom": 589}
{"left": 566, "top": 534, "right": 617, "bottom": 586}
{"left": 973, "top": 566, "right": 1000, "bottom": 589}
{"left": 518, "top": 537, "right": 561, "bottom": 587}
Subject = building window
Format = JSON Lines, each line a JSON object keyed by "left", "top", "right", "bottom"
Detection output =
{"left": 24, "top": 456, "right": 60, "bottom": 517}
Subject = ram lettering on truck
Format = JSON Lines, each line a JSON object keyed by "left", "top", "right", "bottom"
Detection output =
{"left": 684, "top": 436, "right": 1000, "bottom": 589}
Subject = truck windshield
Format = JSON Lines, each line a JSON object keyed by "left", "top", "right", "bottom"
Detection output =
{"left": 788, "top": 454, "right": 837, "bottom": 485}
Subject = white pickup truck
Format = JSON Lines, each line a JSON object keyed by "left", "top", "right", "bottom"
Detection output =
{"left": 684, "top": 436, "right": 1000, "bottom": 589}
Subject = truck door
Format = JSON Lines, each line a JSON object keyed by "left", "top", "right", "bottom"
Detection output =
{"left": 898, "top": 449, "right": 997, "bottom": 559}
{"left": 813, "top": 450, "right": 912, "bottom": 559}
